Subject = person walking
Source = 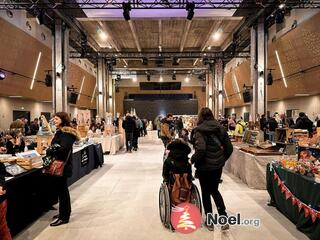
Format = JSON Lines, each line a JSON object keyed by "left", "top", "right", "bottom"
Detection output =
{"left": 122, "top": 114, "right": 136, "bottom": 152}
{"left": 190, "top": 107, "right": 233, "bottom": 231}
{"left": 0, "top": 162, "right": 12, "bottom": 240}
{"left": 160, "top": 114, "right": 174, "bottom": 148}
{"left": 48, "top": 112, "right": 80, "bottom": 227}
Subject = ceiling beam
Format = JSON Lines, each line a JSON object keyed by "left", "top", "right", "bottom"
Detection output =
{"left": 193, "top": 19, "right": 223, "bottom": 66}
{"left": 179, "top": 20, "right": 192, "bottom": 52}
{"left": 98, "top": 21, "right": 121, "bottom": 51}
{"left": 128, "top": 20, "right": 141, "bottom": 52}
{"left": 98, "top": 21, "right": 128, "bottom": 66}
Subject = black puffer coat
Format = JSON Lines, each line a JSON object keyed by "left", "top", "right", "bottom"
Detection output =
{"left": 191, "top": 120, "right": 233, "bottom": 171}
{"left": 48, "top": 126, "right": 80, "bottom": 177}
{"left": 162, "top": 139, "right": 192, "bottom": 182}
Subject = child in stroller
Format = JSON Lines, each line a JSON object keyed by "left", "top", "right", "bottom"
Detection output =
{"left": 162, "top": 139, "right": 192, "bottom": 205}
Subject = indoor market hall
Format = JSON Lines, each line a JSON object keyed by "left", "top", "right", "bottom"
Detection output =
{"left": 15, "top": 133, "right": 309, "bottom": 240}
{"left": 0, "top": 1, "right": 320, "bottom": 240}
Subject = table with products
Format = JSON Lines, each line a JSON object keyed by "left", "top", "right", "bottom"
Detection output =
{"left": 267, "top": 162, "right": 320, "bottom": 240}
{"left": 93, "top": 134, "right": 124, "bottom": 155}
{"left": 5, "top": 143, "right": 104, "bottom": 236}
{"left": 225, "top": 144, "right": 281, "bottom": 190}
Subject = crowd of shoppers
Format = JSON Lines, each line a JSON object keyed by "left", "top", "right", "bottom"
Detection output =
{"left": 122, "top": 114, "right": 148, "bottom": 152}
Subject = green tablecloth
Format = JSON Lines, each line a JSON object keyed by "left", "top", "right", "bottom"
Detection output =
{"left": 266, "top": 163, "right": 320, "bottom": 240}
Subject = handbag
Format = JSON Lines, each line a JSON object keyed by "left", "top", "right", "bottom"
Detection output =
{"left": 43, "top": 151, "right": 71, "bottom": 177}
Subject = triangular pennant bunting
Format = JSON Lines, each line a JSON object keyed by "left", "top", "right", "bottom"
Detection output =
{"left": 291, "top": 197, "right": 297, "bottom": 206}
{"left": 311, "top": 210, "right": 318, "bottom": 223}
{"left": 298, "top": 201, "right": 303, "bottom": 212}
{"left": 285, "top": 190, "right": 291, "bottom": 200}
{"left": 304, "top": 206, "right": 310, "bottom": 218}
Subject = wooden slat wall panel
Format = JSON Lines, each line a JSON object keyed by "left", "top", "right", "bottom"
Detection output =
{"left": 0, "top": 18, "right": 96, "bottom": 109}
{"left": 184, "top": 20, "right": 214, "bottom": 48}
{"left": 225, "top": 12, "right": 320, "bottom": 108}
{"left": 162, "top": 20, "right": 185, "bottom": 49}
{"left": 134, "top": 20, "right": 159, "bottom": 49}
{"left": 105, "top": 21, "right": 136, "bottom": 49}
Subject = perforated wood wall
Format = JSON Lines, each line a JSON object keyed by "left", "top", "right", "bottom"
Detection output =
{"left": 0, "top": 18, "right": 96, "bottom": 109}
{"left": 225, "top": 12, "right": 320, "bottom": 108}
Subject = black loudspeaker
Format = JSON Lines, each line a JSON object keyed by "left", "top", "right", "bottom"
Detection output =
{"left": 68, "top": 92, "right": 78, "bottom": 104}
{"left": 267, "top": 72, "right": 273, "bottom": 85}
{"left": 243, "top": 90, "right": 252, "bottom": 103}
{"left": 45, "top": 73, "right": 52, "bottom": 87}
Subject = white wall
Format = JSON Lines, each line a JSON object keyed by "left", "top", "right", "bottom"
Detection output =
{"left": 0, "top": 97, "right": 82, "bottom": 130}
{"left": 226, "top": 95, "right": 320, "bottom": 120}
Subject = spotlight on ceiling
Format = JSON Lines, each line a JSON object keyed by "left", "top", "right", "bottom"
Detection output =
{"left": 117, "top": 74, "right": 121, "bottom": 81}
{"left": 111, "top": 57, "right": 117, "bottom": 66}
{"left": 202, "top": 57, "right": 209, "bottom": 65}
{"left": 122, "top": 2, "right": 131, "bottom": 21}
{"left": 142, "top": 57, "right": 148, "bottom": 65}
{"left": 212, "top": 29, "right": 222, "bottom": 41}
{"left": 267, "top": 70, "right": 273, "bottom": 85}
{"left": 172, "top": 57, "right": 179, "bottom": 66}
{"left": 0, "top": 70, "right": 6, "bottom": 80}
{"left": 156, "top": 55, "right": 165, "bottom": 67}
{"left": 45, "top": 71, "right": 52, "bottom": 87}
{"left": 275, "top": 10, "right": 285, "bottom": 24}
{"left": 186, "top": 2, "right": 195, "bottom": 21}
{"left": 279, "top": 3, "right": 286, "bottom": 9}
{"left": 172, "top": 74, "right": 176, "bottom": 80}
{"left": 35, "top": 9, "right": 44, "bottom": 25}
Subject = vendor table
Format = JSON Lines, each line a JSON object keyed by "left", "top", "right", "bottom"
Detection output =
{"left": 5, "top": 143, "right": 104, "bottom": 236}
{"left": 225, "top": 145, "right": 279, "bottom": 190}
{"left": 267, "top": 162, "right": 320, "bottom": 240}
{"left": 100, "top": 134, "right": 123, "bottom": 154}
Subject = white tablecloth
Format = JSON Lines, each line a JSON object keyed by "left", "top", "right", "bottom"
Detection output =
{"left": 224, "top": 146, "right": 280, "bottom": 190}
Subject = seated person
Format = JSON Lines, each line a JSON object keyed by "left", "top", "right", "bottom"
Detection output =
{"left": 162, "top": 139, "right": 192, "bottom": 184}
{"left": 5, "top": 130, "right": 25, "bottom": 155}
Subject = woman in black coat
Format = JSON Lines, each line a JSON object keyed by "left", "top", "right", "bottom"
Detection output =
{"left": 190, "top": 107, "right": 233, "bottom": 231}
{"left": 48, "top": 112, "right": 80, "bottom": 227}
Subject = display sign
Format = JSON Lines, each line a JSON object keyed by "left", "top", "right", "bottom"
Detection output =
{"left": 81, "top": 148, "right": 89, "bottom": 167}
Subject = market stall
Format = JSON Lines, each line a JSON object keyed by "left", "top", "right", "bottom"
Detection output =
{"left": 3, "top": 143, "right": 104, "bottom": 236}
{"left": 267, "top": 162, "right": 320, "bottom": 240}
{"left": 225, "top": 144, "right": 281, "bottom": 189}
{"left": 225, "top": 130, "right": 283, "bottom": 190}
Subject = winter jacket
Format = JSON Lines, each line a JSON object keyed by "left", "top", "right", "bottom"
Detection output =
{"left": 48, "top": 126, "right": 80, "bottom": 177}
{"left": 162, "top": 139, "right": 192, "bottom": 182}
{"left": 294, "top": 116, "right": 313, "bottom": 134}
{"left": 268, "top": 118, "right": 278, "bottom": 132}
{"left": 160, "top": 119, "right": 173, "bottom": 139}
{"left": 6, "top": 139, "right": 25, "bottom": 155}
{"left": 191, "top": 120, "right": 233, "bottom": 171}
{"left": 235, "top": 120, "right": 246, "bottom": 136}
{"left": 122, "top": 116, "right": 136, "bottom": 133}
{"left": 0, "top": 163, "right": 6, "bottom": 203}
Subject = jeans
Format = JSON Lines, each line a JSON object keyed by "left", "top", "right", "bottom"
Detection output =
{"left": 198, "top": 168, "right": 227, "bottom": 216}
{"left": 56, "top": 177, "right": 71, "bottom": 221}
{"left": 125, "top": 132, "right": 134, "bottom": 151}
{"left": 0, "top": 201, "right": 12, "bottom": 240}
{"left": 269, "top": 131, "right": 276, "bottom": 142}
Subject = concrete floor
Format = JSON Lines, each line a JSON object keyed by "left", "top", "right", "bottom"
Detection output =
{"left": 15, "top": 132, "right": 308, "bottom": 240}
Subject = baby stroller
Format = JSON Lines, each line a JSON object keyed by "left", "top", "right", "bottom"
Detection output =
{"left": 159, "top": 139, "right": 202, "bottom": 231}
